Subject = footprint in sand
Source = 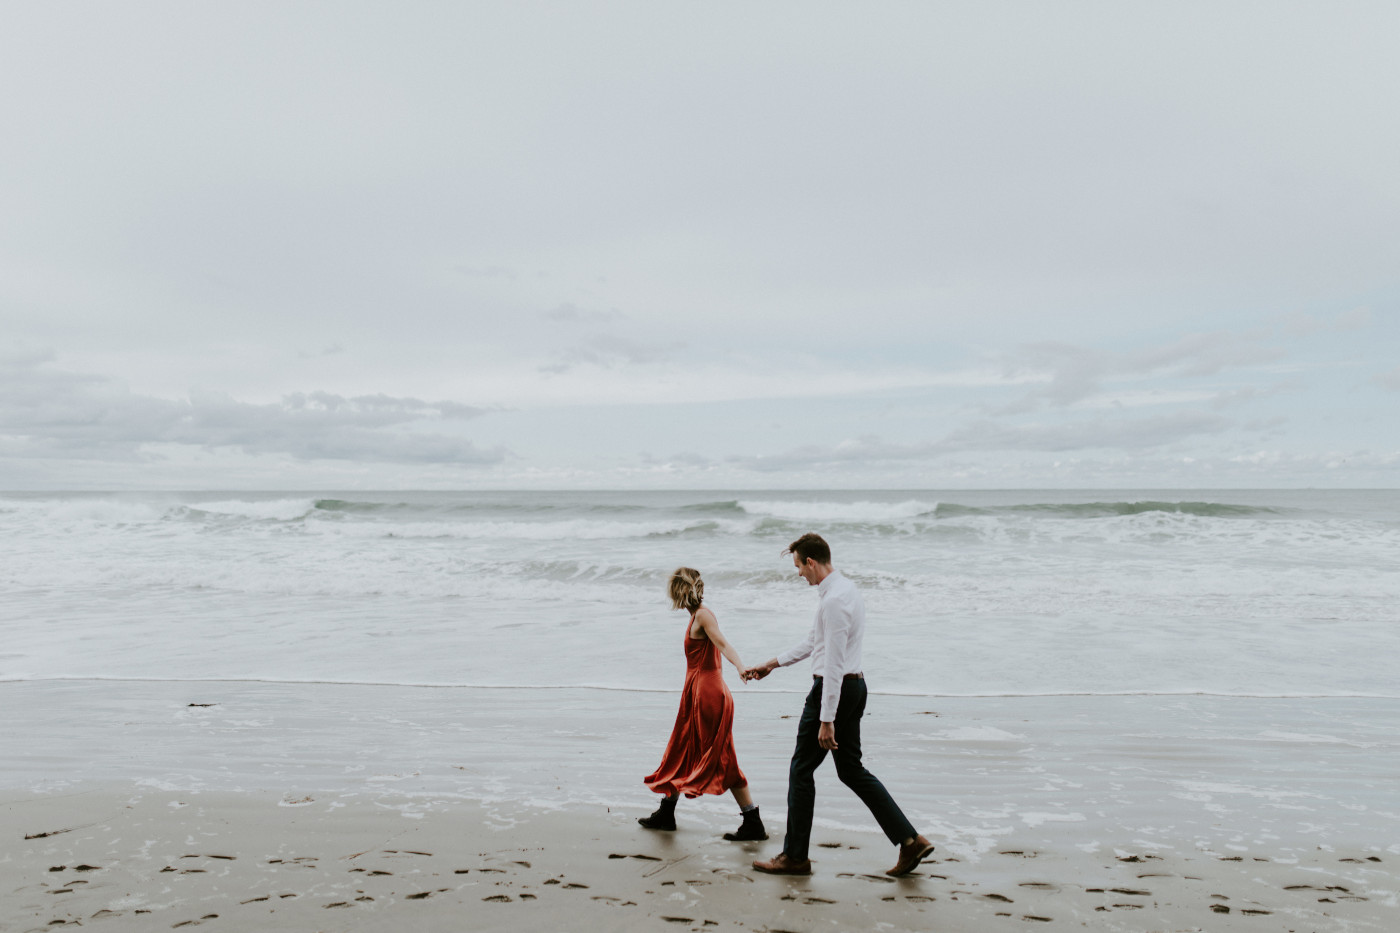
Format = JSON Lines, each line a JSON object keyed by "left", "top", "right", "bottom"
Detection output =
{"left": 803, "top": 897, "right": 836, "bottom": 905}
{"left": 1022, "top": 916, "right": 1052, "bottom": 922}
{"left": 837, "top": 872, "right": 896, "bottom": 884}
{"left": 483, "top": 895, "right": 512, "bottom": 903}
{"left": 1019, "top": 882, "right": 1057, "bottom": 891}
{"left": 709, "top": 869, "right": 752, "bottom": 883}
{"left": 982, "top": 893, "right": 1013, "bottom": 903}
{"left": 171, "top": 915, "right": 219, "bottom": 927}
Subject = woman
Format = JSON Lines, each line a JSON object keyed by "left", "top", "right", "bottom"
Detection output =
{"left": 640, "top": 567, "right": 766, "bottom": 841}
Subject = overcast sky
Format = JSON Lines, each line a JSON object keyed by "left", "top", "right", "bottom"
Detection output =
{"left": 3, "top": 1, "right": 1397, "bottom": 490}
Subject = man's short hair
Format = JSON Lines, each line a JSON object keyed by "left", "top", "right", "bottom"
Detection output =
{"left": 784, "top": 533, "right": 831, "bottom": 565}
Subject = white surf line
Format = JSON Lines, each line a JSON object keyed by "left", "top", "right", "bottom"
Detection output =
{"left": 1, "top": 675, "right": 1398, "bottom": 701}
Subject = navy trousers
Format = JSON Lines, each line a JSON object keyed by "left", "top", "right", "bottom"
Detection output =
{"left": 783, "top": 676, "right": 916, "bottom": 861}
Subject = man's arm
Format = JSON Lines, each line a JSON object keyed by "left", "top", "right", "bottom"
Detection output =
{"left": 816, "top": 592, "right": 854, "bottom": 726}
{"left": 743, "top": 625, "right": 815, "bottom": 681}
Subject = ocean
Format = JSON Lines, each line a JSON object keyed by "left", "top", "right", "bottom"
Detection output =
{"left": 3, "top": 489, "right": 1397, "bottom": 697}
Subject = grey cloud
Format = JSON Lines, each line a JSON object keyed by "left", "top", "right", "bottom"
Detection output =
{"left": 1377, "top": 366, "right": 1400, "bottom": 391}
{"left": 1283, "top": 307, "right": 1373, "bottom": 337}
{"left": 635, "top": 450, "right": 713, "bottom": 469}
{"left": 1208, "top": 383, "right": 1294, "bottom": 410}
{"left": 0, "top": 358, "right": 504, "bottom": 465}
{"left": 541, "top": 302, "right": 627, "bottom": 323}
{"left": 731, "top": 411, "right": 1232, "bottom": 472}
{"left": 454, "top": 264, "right": 520, "bottom": 281}
{"left": 937, "top": 411, "right": 1232, "bottom": 454}
{"left": 997, "top": 330, "right": 1284, "bottom": 412}
{"left": 539, "top": 334, "right": 684, "bottom": 374}
{"left": 296, "top": 342, "right": 345, "bottom": 359}
{"left": 1, "top": 346, "right": 58, "bottom": 367}
{"left": 1334, "top": 308, "right": 1373, "bottom": 332}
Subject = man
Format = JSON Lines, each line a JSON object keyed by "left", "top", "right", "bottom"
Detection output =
{"left": 743, "top": 533, "right": 934, "bottom": 877}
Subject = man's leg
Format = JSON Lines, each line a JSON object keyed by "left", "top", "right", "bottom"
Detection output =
{"left": 830, "top": 678, "right": 916, "bottom": 846}
{"left": 782, "top": 680, "right": 828, "bottom": 861}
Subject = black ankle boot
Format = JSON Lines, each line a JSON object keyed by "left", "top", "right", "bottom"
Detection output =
{"left": 638, "top": 795, "right": 678, "bottom": 831}
{"left": 723, "top": 806, "right": 768, "bottom": 841}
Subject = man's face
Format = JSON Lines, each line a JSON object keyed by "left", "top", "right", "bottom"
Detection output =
{"left": 794, "top": 554, "right": 819, "bottom": 586}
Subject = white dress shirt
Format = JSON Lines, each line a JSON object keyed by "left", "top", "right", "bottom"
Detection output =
{"left": 775, "top": 570, "right": 865, "bottom": 722}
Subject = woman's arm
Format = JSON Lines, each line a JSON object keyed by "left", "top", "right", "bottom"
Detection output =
{"left": 695, "top": 606, "right": 744, "bottom": 674}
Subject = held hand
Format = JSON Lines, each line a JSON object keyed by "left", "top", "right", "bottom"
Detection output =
{"left": 744, "top": 664, "right": 772, "bottom": 682}
{"left": 818, "top": 721, "right": 838, "bottom": 750}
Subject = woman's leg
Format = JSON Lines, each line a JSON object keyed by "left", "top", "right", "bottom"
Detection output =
{"left": 723, "top": 781, "right": 768, "bottom": 841}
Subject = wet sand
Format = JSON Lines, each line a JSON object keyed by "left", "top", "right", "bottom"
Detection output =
{"left": 4, "top": 787, "right": 1394, "bottom": 933}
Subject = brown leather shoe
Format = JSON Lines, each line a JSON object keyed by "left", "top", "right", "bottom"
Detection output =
{"left": 886, "top": 834, "right": 935, "bottom": 876}
{"left": 752, "top": 852, "right": 812, "bottom": 875}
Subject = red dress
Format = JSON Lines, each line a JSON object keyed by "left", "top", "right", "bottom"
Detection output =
{"left": 644, "top": 616, "right": 748, "bottom": 798}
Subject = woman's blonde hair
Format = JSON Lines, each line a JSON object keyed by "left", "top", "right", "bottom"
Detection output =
{"left": 668, "top": 567, "right": 704, "bottom": 611}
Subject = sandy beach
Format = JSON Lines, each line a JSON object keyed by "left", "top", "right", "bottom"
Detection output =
{"left": 5, "top": 785, "right": 1394, "bottom": 933}
{"left": 3, "top": 679, "right": 1397, "bottom": 932}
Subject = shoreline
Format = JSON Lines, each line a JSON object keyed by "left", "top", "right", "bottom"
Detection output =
{"left": 4, "top": 681, "right": 1397, "bottom": 929}
{"left": 9, "top": 675, "right": 1400, "bottom": 701}
{"left": 5, "top": 787, "right": 1394, "bottom": 933}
